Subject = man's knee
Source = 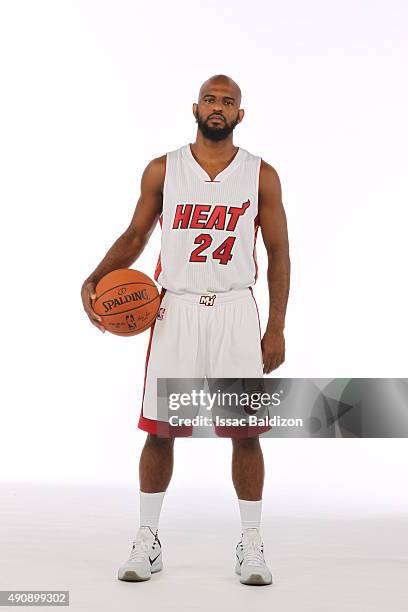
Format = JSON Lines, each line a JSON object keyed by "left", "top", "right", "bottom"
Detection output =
{"left": 231, "top": 435, "right": 260, "bottom": 449}
{"left": 146, "top": 433, "right": 175, "bottom": 449}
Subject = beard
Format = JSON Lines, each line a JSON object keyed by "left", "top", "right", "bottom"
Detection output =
{"left": 195, "top": 111, "right": 240, "bottom": 141}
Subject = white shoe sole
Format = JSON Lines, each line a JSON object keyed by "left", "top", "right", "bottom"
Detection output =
{"left": 118, "top": 561, "right": 163, "bottom": 582}
{"left": 235, "top": 562, "right": 272, "bottom": 586}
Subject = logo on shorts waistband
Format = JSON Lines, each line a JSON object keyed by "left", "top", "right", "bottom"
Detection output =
{"left": 199, "top": 294, "right": 216, "bottom": 306}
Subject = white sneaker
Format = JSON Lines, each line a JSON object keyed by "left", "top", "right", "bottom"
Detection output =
{"left": 118, "top": 526, "right": 163, "bottom": 582}
{"left": 235, "top": 528, "right": 273, "bottom": 585}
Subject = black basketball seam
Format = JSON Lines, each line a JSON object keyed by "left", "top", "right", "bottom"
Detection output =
{"left": 95, "top": 281, "right": 158, "bottom": 302}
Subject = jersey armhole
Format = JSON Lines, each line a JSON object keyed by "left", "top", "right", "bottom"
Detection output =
{"left": 256, "top": 157, "right": 262, "bottom": 213}
{"left": 162, "top": 153, "right": 168, "bottom": 202}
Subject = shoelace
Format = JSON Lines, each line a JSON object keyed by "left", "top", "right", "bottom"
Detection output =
{"left": 242, "top": 536, "right": 264, "bottom": 566}
{"left": 129, "top": 537, "right": 151, "bottom": 562}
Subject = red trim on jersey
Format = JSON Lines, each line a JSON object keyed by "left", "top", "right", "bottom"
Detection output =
{"left": 154, "top": 254, "right": 162, "bottom": 281}
{"left": 252, "top": 157, "right": 262, "bottom": 282}
{"left": 253, "top": 214, "right": 260, "bottom": 282}
{"left": 153, "top": 156, "right": 166, "bottom": 282}
{"left": 154, "top": 214, "right": 163, "bottom": 281}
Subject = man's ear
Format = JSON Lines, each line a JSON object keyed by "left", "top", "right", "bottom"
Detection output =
{"left": 192, "top": 102, "right": 198, "bottom": 120}
{"left": 237, "top": 108, "right": 245, "bottom": 123}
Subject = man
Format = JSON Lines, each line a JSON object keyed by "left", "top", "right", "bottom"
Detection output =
{"left": 81, "top": 74, "right": 290, "bottom": 586}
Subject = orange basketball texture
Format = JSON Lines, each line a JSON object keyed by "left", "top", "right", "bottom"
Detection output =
{"left": 92, "top": 269, "right": 160, "bottom": 336}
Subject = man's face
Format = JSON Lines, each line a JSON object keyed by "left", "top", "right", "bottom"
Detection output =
{"left": 193, "top": 84, "right": 243, "bottom": 141}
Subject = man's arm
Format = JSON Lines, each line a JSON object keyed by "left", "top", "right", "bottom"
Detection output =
{"left": 81, "top": 155, "right": 165, "bottom": 331}
{"left": 258, "top": 160, "right": 290, "bottom": 373}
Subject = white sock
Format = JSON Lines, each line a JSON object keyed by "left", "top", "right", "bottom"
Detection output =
{"left": 238, "top": 498, "right": 262, "bottom": 531}
{"left": 139, "top": 490, "right": 166, "bottom": 533}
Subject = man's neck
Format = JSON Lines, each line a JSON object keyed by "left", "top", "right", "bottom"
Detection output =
{"left": 191, "top": 132, "right": 238, "bottom": 162}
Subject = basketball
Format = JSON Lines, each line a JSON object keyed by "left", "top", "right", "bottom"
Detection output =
{"left": 92, "top": 269, "right": 160, "bottom": 336}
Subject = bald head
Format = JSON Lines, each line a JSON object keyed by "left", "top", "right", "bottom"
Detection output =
{"left": 193, "top": 74, "right": 244, "bottom": 142}
{"left": 198, "top": 74, "right": 242, "bottom": 106}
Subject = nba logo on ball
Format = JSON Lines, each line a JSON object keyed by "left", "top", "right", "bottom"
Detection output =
{"left": 157, "top": 307, "right": 166, "bottom": 320}
{"left": 125, "top": 314, "right": 137, "bottom": 330}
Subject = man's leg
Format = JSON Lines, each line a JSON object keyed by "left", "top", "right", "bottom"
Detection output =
{"left": 231, "top": 436, "right": 264, "bottom": 501}
{"left": 138, "top": 434, "right": 175, "bottom": 532}
{"left": 140, "top": 433, "right": 175, "bottom": 493}
{"left": 231, "top": 436, "right": 272, "bottom": 585}
{"left": 118, "top": 434, "right": 174, "bottom": 582}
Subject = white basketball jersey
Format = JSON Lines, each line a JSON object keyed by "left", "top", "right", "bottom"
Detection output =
{"left": 154, "top": 143, "right": 262, "bottom": 294}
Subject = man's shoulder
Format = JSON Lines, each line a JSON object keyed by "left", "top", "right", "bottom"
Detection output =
{"left": 259, "top": 159, "right": 280, "bottom": 184}
{"left": 148, "top": 154, "right": 167, "bottom": 169}
{"left": 258, "top": 160, "right": 282, "bottom": 199}
{"left": 141, "top": 155, "right": 166, "bottom": 190}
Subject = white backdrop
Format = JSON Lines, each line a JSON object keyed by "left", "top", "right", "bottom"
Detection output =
{"left": 1, "top": 0, "right": 407, "bottom": 513}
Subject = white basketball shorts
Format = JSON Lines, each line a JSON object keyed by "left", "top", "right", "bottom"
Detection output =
{"left": 138, "top": 287, "right": 271, "bottom": 437}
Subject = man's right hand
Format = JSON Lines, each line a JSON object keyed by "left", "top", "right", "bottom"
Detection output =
{"left": 81, "top": 280, "right": 105, "bottom": 333}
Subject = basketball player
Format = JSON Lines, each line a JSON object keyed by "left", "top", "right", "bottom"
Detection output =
{"left": 81, "top": 75, "right": 290, "bottom": 586}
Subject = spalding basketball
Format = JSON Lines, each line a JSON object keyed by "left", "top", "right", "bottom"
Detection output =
{"left": 92, "top": 269, "right": 160, "bottom": 336}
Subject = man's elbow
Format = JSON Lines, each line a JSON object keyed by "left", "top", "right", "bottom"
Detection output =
{"left": 121, "top": 229, "right": 148, "bottom": 256}
{"left": 266, "top": 243, "right": 290, "bottom": 262}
